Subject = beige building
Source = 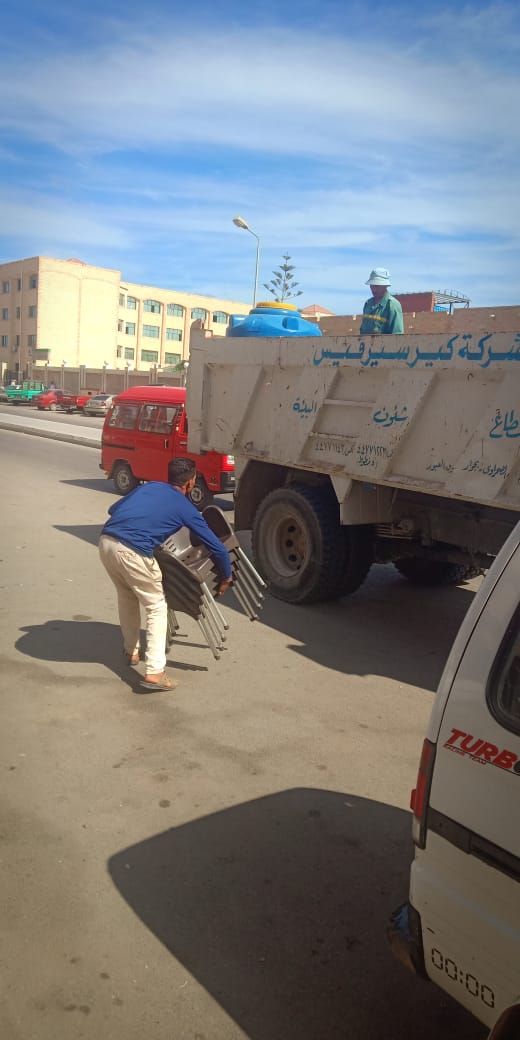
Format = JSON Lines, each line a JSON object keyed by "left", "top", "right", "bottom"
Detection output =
{"left": 0, "top": 256, "right": 252, "bottom": 382}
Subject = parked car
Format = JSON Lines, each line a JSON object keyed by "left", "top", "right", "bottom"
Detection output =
{"left": 100, "top": 385, "right": 235, "bottom": 509}
{"left": 83, "top": 394, "right": 113, "bottom": 416}
{"left": 33, "top": 388, "right": 78, "bottom": 412}
{"left": 388, "top": 520, "right": 520, "bottom": 1036}
{"left": 0, "top": 385, "right": 8, "bottom": 403}
{"left": 76, "top": 389, "right": 103, "bottom": 411}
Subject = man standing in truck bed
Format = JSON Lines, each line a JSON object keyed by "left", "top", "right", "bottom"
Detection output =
{"left": 360, "top": 268, "right": 404, "bottom": 335}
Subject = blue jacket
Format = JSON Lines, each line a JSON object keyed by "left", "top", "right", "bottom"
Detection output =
{"left": 101, "top": 482, "right": 232, "bottom": 579}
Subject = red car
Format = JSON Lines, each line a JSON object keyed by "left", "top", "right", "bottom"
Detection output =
{"left": 34, "top": 388, "right": 78, "bottom": 412}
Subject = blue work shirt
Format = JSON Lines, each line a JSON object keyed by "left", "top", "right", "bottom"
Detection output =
{"left": 101, "top": 482, "right": 232, "bottom": 579}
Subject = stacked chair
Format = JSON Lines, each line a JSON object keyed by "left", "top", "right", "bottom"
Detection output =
{"left": 155, "top": 506, "right": 266, "bottom": 660}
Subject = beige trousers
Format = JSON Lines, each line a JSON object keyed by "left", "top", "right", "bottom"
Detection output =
{"left": 99, "top": 535, "right": 168, "bottom": 675}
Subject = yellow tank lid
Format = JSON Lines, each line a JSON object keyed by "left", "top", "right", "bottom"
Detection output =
{"left": 254, "top": 301, "right": 299, "bottom": 312}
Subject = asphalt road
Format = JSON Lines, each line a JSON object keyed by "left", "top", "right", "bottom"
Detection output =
{"left": 0, "top": 429, "right": 487, "bottom": 1040}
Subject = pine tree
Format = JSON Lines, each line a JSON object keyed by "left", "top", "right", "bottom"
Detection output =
{"left": 263, "top": 255, "right": 303, "bottom": 303}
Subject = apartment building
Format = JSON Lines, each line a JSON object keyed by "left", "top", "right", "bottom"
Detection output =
{"left": 0, "top": 256, "right": 252, "bottom": 382}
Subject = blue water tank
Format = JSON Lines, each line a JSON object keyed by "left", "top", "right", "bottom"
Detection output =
{"left": 228, "top": 302, "right": 322, "bottom": 338}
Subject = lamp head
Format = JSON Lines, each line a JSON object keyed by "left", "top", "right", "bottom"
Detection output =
{"left": 233, "top": 216, "right": 249, "bottom": 230}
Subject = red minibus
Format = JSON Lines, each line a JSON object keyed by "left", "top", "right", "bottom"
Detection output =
{"left": 100, "top": 386, "right": 234, "bottom": 509}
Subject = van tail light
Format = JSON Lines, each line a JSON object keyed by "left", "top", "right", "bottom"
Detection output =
{"left": 223, "top": 455, "right": 235, "bottom": 471}
{"left": 410, "top": 738, "right": 436, "bottom": 849}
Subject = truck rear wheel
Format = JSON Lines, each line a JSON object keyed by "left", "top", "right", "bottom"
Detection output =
{"left": 252, "top": 484, "right": 371, "bottom": 604}
{"left": 113, "top": 463, "right": 139, "bottom": 496}
{"left": 188, "top": 476, "right": 213, "bottom": 512}
{"left": 395, "top": 558, "right": 480, "bottom": 586}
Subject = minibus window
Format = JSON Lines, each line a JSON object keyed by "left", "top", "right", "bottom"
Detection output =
{"left": 487, "top": 607, "right": 520, "bottom": 736}
{"left": 108, "top": 404, "right": 139, "bottom": 430}
{"left": 138, "top": 404, "right": 179, "bottom": 435}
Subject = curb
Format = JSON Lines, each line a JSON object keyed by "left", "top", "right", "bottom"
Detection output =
{"left": 0, "top": 419, "right": 100, "bottom": 451}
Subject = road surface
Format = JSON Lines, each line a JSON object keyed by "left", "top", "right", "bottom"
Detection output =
{"left": 0, "top": 429, "right": 486, "bottom": 1040}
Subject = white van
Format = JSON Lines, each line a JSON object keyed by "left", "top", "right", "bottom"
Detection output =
{"left": 389, "top": 521, "right": 520, "bottom": 1037}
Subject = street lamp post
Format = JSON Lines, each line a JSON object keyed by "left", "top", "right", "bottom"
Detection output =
{"left": 232, "top": 216, "right": 260, "bottom": 308}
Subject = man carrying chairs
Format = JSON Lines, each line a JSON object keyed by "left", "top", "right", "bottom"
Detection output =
{"left": 99, "top": 458, "right": 233, "bottom": 692}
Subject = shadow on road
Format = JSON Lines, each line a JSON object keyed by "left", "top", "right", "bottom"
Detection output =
{"left": 60, "top": 480, "right": 235, "bottom": 511}
{"left": 61, "top": 477, "right": 116, "bottom": 495}
{"left": 55, "top": 523, "right": 104, "bottom": 545}
{"left": 15, "top": 618, "right": 209, "bottom": 686}
{"left": 226, "top": 563, "right": 477, "bottom": 692}
{"left": 52, "top": 527, "right": 476, "bottom": 691}
{"left": 108, "top": 788, "right": 484, "bottom": 1040}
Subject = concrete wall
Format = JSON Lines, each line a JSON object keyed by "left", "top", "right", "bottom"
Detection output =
{"left": 319, "top": 305, "right": 520, "bottom": 337}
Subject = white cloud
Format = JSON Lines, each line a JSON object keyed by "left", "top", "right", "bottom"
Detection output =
{"left": 0, "top": 24, "right": 519, "bottom": 162}
{"left": 0, "top": 7, "right": 518, "bottom": 309}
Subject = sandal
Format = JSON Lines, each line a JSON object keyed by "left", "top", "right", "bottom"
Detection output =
{"left": 140, "top": 674, "right": 178, "bottom": 692}
{"left": 125, "top": 650, "right": 141, "bottom": 666}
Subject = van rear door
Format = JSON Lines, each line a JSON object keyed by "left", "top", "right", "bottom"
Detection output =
{"left": 411, "top": 543, "right": 520, "bottom": 1026}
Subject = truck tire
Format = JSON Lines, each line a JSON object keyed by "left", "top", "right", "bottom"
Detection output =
{"left": 188, "top": 476, "right": 213, "bottom": 512}
{"left": 252, "top": 484, "right": 367, "bottom": 604}
{"left": 113, "top": 463, "right": 139, "bottom": 496}
{"left": 335, "top": 524, "right": 374, "bottom": 595}
{"left": 395, "top": 558, "right": 480, "bottom": 586}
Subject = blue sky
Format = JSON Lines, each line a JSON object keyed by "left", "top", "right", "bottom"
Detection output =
{"left": 1, "top": 0, "right": 519, "bottom": 313}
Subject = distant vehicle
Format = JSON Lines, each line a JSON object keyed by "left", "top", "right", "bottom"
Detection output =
{"left": 5, "top": 380, "right": 48, "bottom": 405}
{"left": 100, "top": 385, "right": 235, "bottom": 509}
{"left": 76, "top": 389, "right": 103, "bottom": 411}
{"left": 0, "top": 385, "right": 8, "bottom": 403}
{"left": 83, "top": 394, "right": 113, "bottom": 416}
{"left": 34, "top": 388, "right": 77, "bottom": 412}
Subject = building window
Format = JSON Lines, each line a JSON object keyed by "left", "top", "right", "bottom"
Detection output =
{"left": 191, "top": 307, "right": 207, "bottom": 320}
{"left": 16, "top": 307, "right": 20, "bottom": 318}
{"left": 1, "top": 335, "right": 8, "bottom": 347}
{"left": 28, "top": 305, "right": 37, "bottom": 318}
{"left": 127, "top": 296, "right": 137, "bottom": 309}
{"left": 1, "top": 308, "right": 8, "bottom": 320}
{"left": 167, "top": 303, "right": 184, "bottom": 317}
{"left": 17, "top": 279, "right": 22, "bottom": 291}
{"left": 2, "top": 282, "right": 9, "bottom": 293}
{"left": 29, "top": 275, "right": 38, "bottom": 290}
{"left": 119, "top": 293, "right": 125, "bottom": 306}
{"left": 142, "top": 324, "right": 160, "bottom": 338}
{"left": 28, "top": 334, "right": 36, "bottom": 347}
{"left": 143, "top": 299, "right": 161, "bottom": 314}
{"left": 125, "top": 322, "right": 136, "bottom": 335}
{"left": 213, "top": 311, "right": 228, "bottom": 324}
{"left": 141, "top": 349, "right": 159, "bottom": 363}
{"left": 164, "top": 352, "right": 181, "bottom": 366}
{"left": 118, "top": 320, "right": 123, "bottom": 332}
{"left": 15, "top": 334, "right": 20, "bottom": 347}
{"left": 124, "top": 347, "right": 134, "bottom": 360}
{"left": 166, "top": 328, "right": 182, "bottom": 341}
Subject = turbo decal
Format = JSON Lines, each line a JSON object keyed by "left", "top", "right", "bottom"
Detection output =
{"left": 444, "top": 728, "right": 520, "bottom": 775}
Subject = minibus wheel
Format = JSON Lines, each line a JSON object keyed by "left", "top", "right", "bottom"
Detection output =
{"left": 189, "top": 476, "right": 213, "bottom": 511}
{"left": 113, "top": 462, "right": 139, "bottom": 495}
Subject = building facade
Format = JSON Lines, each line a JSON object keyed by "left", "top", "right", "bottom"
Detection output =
{"left": 0, "top": 256, "right": 252, "bottom": 383}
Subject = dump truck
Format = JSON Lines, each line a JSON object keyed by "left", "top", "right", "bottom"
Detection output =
{"left": 186, "top": 328, "right": 520, "bottom": 603}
